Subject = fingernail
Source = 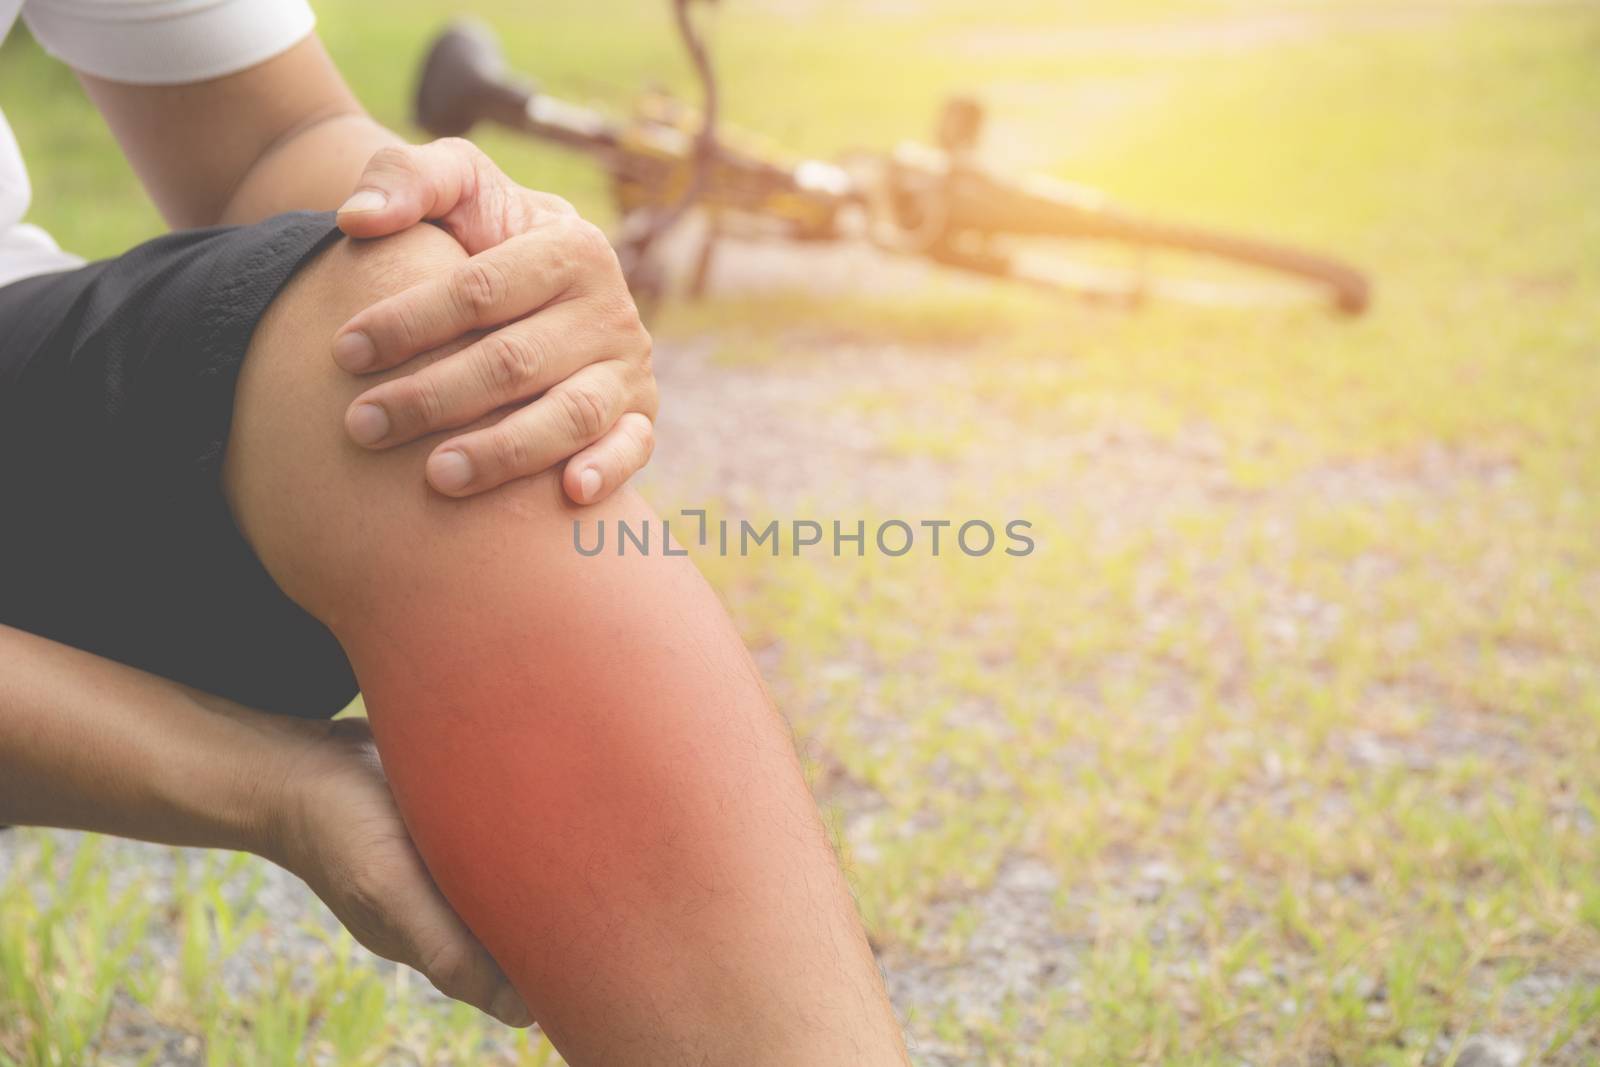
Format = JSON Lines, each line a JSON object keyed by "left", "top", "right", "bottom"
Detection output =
{"left": 346, "top": 403, "right": 390, "bottom": 446}
{"left": 428, "top": 449, "right": 474, "bottom": 493}
{"left": 578, "top": 467, "right": 602, "bottom": 504}
{"left": 490, "top": 985, "right": 532, "bottom": 1028}
{"left": 338, "top": 189, "right": 388, "bottom": 215}
{"left": 333, "top": 330, "right": 377, "bottom": 373}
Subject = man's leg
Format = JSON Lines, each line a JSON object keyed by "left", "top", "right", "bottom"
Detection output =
{"left": 221, "top": 224, "right": 908, "bottom": 1065}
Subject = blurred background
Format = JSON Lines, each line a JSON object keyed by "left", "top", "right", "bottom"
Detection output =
{"left": 2, "top": 1, "right": 1598, "bottom": 1064}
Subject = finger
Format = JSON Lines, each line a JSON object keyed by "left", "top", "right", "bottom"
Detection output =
{"left": 410, "top": 917, "right": 533, "bottom": 1028}
{"left": 562, "top": 411, "right": 656, "bottom": 505}
{"left": 342, "top": 843, "right": 532, "bottom": 1027}
{"left": 336, "top": 138, "right": 577, "bottom": 247}
{"left": 343, "top": 303, "right": 595, "bottom": 447}
{"left": 331, "top": 219, "right": 610, "bottom": 375}
{"left": 425, "top": 362, "right": 629, "bottom": 497}
{"left": 335, "top": 140, "right": 480, "bottom": 239}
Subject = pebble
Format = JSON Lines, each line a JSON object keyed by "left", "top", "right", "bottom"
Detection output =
{"left": 1455, "top": 1035, "right": 1526, "bottom": 1067}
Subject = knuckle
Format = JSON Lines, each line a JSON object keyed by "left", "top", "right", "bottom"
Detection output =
{"left": 559, "top": 383, "right": 612, "bottom": 442}
{"left": 608, "top": 295, "right": 648, "bottom": 341}
{"left": 631, "top": 415, "right": 656, "bottom": 461}
{"left": 478, "top": 332, "right": 541, "bottom": 395}
{"left": 389, "top": 298, "right": 430, "bottom": 352}
{"left": 535, "top": 192, "right": 577, "bottom": 217}
{"left": 638, "top": 376, "right": 661, "bottom": 420}
{"left": 632, "top": 323, "right": 655, "bottom": 376}
{"left": 401, "top": 374, "right": 447, "bottom": 429}
{"left": 453, "top": 258, "right": 510, "bottom": 317}
{"left": 439, "top": 135, "right": 481, "bottom": 161}
{"left": 369, "top": 144, "right": 418, "bottom": 176}
{"left": 632, "top": 320, "right": 655, "bottom": 371}
{"left": 591, "top": 236, "right": 623, "bottom": 274}
{"left": 338, "top": 864, "right": 390, "bottom": 922}
{"left": 566, "top": 217, "right": 616, "bottom": 268}
{"left": 418, "top": 937, "right": 473, "bottom": 995}
{"left": 486, "top": 426, "right": 533, "bottom": 477}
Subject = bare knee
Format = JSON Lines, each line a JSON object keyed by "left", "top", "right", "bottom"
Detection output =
{"left": 223, "top": 223, "right": 488, "bottom": 619}
{"left": 223, "top": 220, "right": 646, "bottom": 637}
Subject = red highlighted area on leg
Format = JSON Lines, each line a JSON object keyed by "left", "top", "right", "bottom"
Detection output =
{"left": 335, "top": 495, "right": 888, "bottom": 1062}
{"left": 221, "top": 225, "right": 907, "bottom": 1065}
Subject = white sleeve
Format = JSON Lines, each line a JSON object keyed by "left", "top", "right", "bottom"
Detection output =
{"left": 21, "top": 0, "right": 315, "bottom": 85}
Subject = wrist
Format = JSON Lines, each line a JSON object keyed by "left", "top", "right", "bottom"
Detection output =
{"left": 158, "top": 698, "right": 330, "bottom": 867}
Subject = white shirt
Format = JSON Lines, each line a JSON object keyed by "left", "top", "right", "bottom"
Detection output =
{"left": 0, "top": 0, "right": 316, "bottom": 289}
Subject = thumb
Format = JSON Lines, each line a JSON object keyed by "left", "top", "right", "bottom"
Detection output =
{"left": 336, "top": 139, "right": 482, "bottom": 240}
{"left": 411, "top": 917, "right": 534, "bottom": 1028}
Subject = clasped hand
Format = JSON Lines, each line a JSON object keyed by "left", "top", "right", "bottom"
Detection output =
{"left": 332, "top": 137, "right": 657, "bottom": 503}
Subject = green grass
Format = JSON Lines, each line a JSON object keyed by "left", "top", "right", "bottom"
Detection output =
{"left": 3, "top": 1, "right": 1599, "bottom": 1064}
{"left": 0, "top": 837, "right": 566, "bottom": 1065}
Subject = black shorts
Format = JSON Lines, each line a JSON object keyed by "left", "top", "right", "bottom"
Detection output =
{"left": 0, "top": 211, "right": 358, "bottom": 719}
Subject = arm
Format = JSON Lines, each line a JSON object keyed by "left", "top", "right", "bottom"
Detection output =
{"left": 75, "top": 35, "right": 397, "bottom": 228}
{"left": 0, "top": 622, "right": 531, "bottom": 1026}
{"left": 0, "top": 623, "right": 296, "bottom": 853}
{"left": 78, "top": 35, "right": 655, "bottom": 503}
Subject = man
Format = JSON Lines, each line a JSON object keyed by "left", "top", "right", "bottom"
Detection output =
{"left": 0, "top": 1, "right": 910, "bottom": 1062}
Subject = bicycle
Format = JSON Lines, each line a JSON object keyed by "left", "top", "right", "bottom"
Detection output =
{"left": 413, "top": 12, "right": 1371, "bottom": 316}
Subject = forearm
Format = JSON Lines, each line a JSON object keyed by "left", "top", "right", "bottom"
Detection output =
{"left": 216, "top": 112, "right": 404, "bottom": 226}
{"left": 0, "top": 624, "right": 310, "bottom": 861}
{"left": 79, "top": 36, "right": 407, "bottom": 230}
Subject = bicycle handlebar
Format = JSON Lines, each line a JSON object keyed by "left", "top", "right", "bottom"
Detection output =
{"left": 415, "top": 21, "right": 622, "bottom": 154}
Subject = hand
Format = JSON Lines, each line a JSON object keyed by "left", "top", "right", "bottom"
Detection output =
{"left": 332, "top": 138, "right": 657, "bottom": 503}
{"left": 270, "top": 717, "right": 533, "bottom": 1028}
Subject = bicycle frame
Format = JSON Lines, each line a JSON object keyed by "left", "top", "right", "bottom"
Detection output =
{"left": 413, "top": 19, "right": 1371, "bottom": 315}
